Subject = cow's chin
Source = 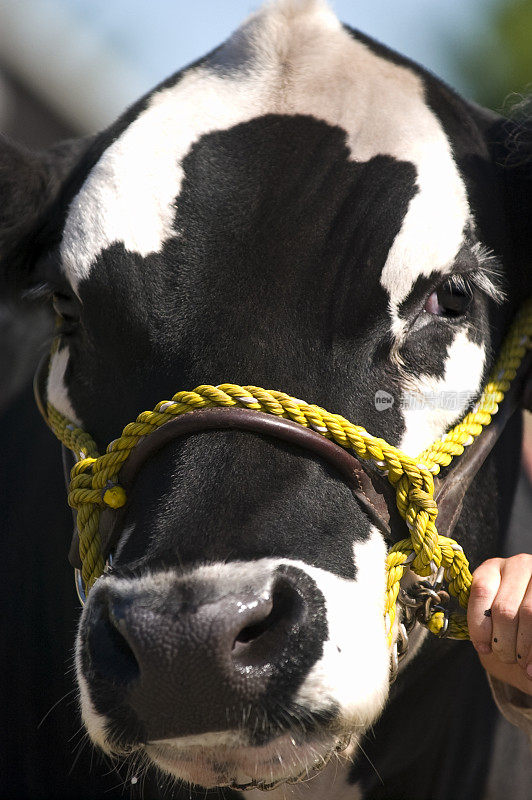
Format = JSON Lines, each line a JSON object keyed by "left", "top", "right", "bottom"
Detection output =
{"left": 143, "top": 731, "right": 354, "bottom": 790}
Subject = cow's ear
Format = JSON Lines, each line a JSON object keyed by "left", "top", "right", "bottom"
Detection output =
{"left": 474, "top": 100, "right": 532, "bottom": 296}
{"left": 0, "top": 134, "right": 91, "bottom": 297}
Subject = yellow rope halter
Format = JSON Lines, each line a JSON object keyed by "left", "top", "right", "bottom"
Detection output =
{"left": 46, "top": 298, "right": 532, "bottom": 648}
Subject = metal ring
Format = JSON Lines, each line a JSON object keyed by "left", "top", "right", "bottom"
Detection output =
{"left": 398, "top": 587, "right": 421, "bottom": 608}
{"left": 396, "top": 622, "right": 409, "bottom": 656}
{"left": 74, "top": 554, "right": 113, "bottom": 607}
{"left": 389, "top": 642, "right": 399, "bottom": 683}
{"left": 436, "top": 610, "right": 450, "bottom": 638}
{"left": 418, "top": 581, "right": 443, "bottom": 604}
{"left": 75, "top": 568, "right": 86, "bottom": 605}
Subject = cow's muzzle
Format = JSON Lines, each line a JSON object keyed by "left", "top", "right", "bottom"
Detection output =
{"left": 78, "top": 564, "right": 331, "bottom": 748}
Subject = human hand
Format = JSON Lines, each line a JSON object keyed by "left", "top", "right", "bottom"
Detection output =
{"left": 468, "top": 554, "right": 532, "bottom": 696}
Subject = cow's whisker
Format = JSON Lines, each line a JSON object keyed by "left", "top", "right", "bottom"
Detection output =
{"left": 38, "top": 687, "right": 78, "bottom": 729}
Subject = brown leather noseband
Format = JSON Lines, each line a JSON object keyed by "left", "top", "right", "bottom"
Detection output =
{"left": 68, "top": 407, "right": 401, "bottom": 569}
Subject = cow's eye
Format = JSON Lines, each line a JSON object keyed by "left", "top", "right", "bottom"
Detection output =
{"left": 424, "top": 276, "right": 473, "bottom": 318}
{"left": 52, "top": 291, "right": 79, "bottom": 326}
{"left": 22, "top": 279, "right": 80, "bottom": 330}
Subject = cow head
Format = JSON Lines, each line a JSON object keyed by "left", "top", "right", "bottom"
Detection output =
{"left": 2, "top": 0, "right": 531, "bottom": 791}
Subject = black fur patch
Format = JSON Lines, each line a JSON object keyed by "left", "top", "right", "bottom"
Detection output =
{"left": 58, "top": 116, "right": 420, "bottom": 573}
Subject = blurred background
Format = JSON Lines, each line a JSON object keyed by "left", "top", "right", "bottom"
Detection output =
{"left": 0, "top": 0, "right": 531, "bottom": 146}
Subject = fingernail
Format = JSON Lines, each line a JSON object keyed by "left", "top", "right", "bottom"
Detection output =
{"left": 527, "top": 664, "right": 532, "bottom": 680}
{"left": 476, "top": 643, "right": 491, "bottom": 655}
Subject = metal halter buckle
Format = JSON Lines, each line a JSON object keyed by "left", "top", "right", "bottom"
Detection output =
{"left": 390, "top": 567, "right": 451, "bottom": 682}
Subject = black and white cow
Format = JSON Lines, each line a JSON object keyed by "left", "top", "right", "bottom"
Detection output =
{"left": 1, "top": 1, "right": 531, "bottom": 798}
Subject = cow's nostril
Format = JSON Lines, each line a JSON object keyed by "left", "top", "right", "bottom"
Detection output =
{"left": 87, "top": 600, "right": 140, "bottom": 687}
{"left": 232, "top": 579, "right": 301, "bottom": 664}
{"left": 234, "top": 605, "right": 276, "bottom": 646}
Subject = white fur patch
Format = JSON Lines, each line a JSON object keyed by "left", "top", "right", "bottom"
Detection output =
{"left": 293, "top": 531, "right": 389, "bottom": 729}
{"left": 399, "top": 330, "right": 486, "bottom": 456}
{"left": 147, "top": 733, "right": 343, "bottom": 790}
{"left": 60, "top": 67, "right": 272, "bottom": 290}
{"left": 380, "top": 147, "right": 469, "bottom": 329}
{"left": 60, "top": 0, "right": 469, "bottom": 309}
{"left": 46, "top": 346, "right": 81, "bottom": 427}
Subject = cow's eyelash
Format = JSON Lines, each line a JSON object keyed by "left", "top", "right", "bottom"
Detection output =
{"left": 22, "top": 279, "right": 78, "bottom": 308}
{"left": 21, "top": 280, "right": 56, "bottom": 303}
{"left": 434, "top": 265, "right": 505, "bottom": 308}
{"left": 467, "top": 244, "right": 506, "bottom": 304}
{"left": 22, "top": 281, "right": 79, "bottom": 338}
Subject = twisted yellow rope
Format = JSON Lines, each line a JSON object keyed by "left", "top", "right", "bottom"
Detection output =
{"left": 47, "top": 298, "right": 532, "bottom": 646}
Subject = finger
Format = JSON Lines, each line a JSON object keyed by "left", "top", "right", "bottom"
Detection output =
{"left": 476, "top": 651, "right": 532, "bottom": 696}
{"left": 468, "top": 559, "right": 502, "bottom": 654}
{"left": 516, "top": 573, "right": 532, "bottom": 679}
{"left": 491, "top": 555, "right": 532, "bottom": 664}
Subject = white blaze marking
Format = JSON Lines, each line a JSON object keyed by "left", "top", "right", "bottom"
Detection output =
{"left": 399, "top": 330, "right": 486, "bottom": 456}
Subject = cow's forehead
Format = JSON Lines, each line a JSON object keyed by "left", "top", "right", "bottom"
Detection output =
{"left": 61, "top": 0, "right": 469, "bottom": 309}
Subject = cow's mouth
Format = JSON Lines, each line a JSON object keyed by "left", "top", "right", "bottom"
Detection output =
{"left": 144, "top": 732, "right": 353, "bottom": 790}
